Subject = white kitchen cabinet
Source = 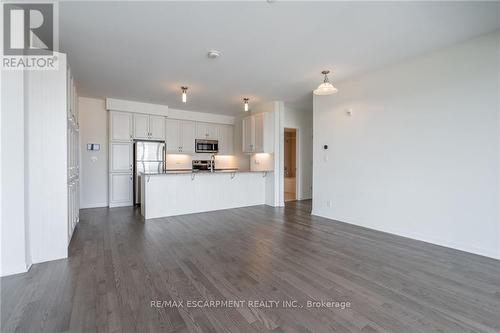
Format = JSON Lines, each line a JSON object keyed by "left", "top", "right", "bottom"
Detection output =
{"left": 110, "top": 111, "right": 133, "bottom": 142}
{"left": 109, "top": 173, "right": 133, "bottom": 207}
{"left": 196, "top": 122, "right": 219, "bottom": 140}
{"left": 134, "top": 114, "right": 165, "bottom": 140}
{"left": 166, "top": 119, "right": 180, "bottom": 152}
{"left": 242, "top": 112, "right": 274, "bottom": 153}
{"left": 149, "top": 115, "right": 166, "bottom": 140}
{"left": 180, "top": 121, "right": 196, "bottom": 153}
{"left": 166, "top": 119, "right": 195, "bottom": 153}
{"left": 242, "top": 116, "right": 254, "bottom": 153}
{"left": 110, "top": 142, "right": 133, "bottom": 172}
{"left": 133, "top": 113, "right": 150, "bottom": 139}
{"left": 218, "top": 124, "right": 234, "bottom": 155}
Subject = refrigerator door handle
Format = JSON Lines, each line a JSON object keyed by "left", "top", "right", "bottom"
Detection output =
{"left": 162, "top": 144, "right": 166, "bottom": 172}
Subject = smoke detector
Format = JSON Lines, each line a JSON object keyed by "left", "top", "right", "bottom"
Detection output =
{"left": 207, "top": 50, "right": 222, "bottom": 59}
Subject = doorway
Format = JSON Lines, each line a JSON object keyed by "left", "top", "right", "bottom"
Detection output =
{"left": 284, "top": 128, "right": 297, "bottom": 202}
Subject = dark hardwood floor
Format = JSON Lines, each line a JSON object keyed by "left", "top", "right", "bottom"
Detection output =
{"left": 2, "top": 200, "right": 500, "bottom": 332}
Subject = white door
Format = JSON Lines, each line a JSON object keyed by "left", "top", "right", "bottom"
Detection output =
{"left": 110, "top": 111, "right": 132, "bottom": 141}
{"left": 180, "top": 121, "right": 196, "bottom": 153}
{"left": 242, "top": 116, "right": 254, "bottom": 153}
{"left": 109, "top": 173, "right": 133, "bottom": 206}
{"left": 218, "top": 125, "right": 234, "bottom": 155}
{"left": 110, "top": 142, "right": 133, "bottom": 172}
{"left": 165, "top": 119, "right": 180, "bottom": 152}
{"left": 149, "top": 115, "right": 165, "bottom": 140}
{"left": 253, "top": 113, "right": 264, "bottom": 153}
{"left": 134, "top": 114, "right": 150, "bottom": 139}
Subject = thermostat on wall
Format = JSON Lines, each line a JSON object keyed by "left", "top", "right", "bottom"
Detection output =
{"left": 87, "top": 143, "right": 100, "bottom": 151}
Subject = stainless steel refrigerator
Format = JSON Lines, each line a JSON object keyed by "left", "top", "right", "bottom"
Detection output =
{"left": 134, "top": 141, "right": 165, "bottom": 204}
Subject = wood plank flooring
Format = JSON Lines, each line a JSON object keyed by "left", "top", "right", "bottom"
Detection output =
{"left": 2, "top": 200, "right": 500, "bottom": 332}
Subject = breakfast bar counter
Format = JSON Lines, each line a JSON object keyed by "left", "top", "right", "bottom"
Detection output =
{"left": 140, "top": 170, "right": 269, "bottom": 219}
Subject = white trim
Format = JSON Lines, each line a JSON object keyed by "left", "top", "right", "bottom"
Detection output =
{"left": 106, "top": 98, "right": 169, "bottom": 116}
{"left": 81, "top": 202, "right": 108, "bottom": 209}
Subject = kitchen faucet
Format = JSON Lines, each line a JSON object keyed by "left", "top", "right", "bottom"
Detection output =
{"left": 210, "top": 154, "right": 215, "bottom": 172}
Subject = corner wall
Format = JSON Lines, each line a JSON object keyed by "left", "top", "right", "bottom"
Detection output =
{"left": 79, "top": 97, "right": 109, "bottom": 208}
{"left": 313, "top": 31, "right": 500, "bottom": 259}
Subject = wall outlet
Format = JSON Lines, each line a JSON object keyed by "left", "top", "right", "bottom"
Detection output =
{"left": 326, "top": 200, "right": 332, "bottom": 208}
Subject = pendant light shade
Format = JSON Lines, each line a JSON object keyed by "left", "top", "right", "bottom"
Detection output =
{"left": 181, "top": 86, "right": 188, "bottom": 103}
{"left": 243, "top": 98, "right": 249, "bottom": 112}
{"left": 313, "top": 70, "right": 338, "bottom": 95}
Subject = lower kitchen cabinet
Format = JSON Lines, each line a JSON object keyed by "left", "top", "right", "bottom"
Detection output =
{"left": 109, "top": 173, "right": 133, "bottom": 207}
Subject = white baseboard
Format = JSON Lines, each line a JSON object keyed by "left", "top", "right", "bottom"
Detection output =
{"left": 312, "top": 211, "right": 500, "bottom": 261}
{"left": 81, "top": 202, "right": 108, "bottom": 209}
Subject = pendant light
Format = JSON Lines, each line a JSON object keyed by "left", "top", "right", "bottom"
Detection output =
{"left": 181, "top": 86, "right": 188, "bottom": 103}
{"left": 243, "top": 98, "right": 249, "bottom": 112}
{"left": 313, "top": 70, "right": 338, "bottom": 95}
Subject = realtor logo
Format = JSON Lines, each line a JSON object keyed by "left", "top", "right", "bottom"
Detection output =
{"left": 2, "top": 2, "right": 58, "bottom": 70}
{"left": 3, "top": 3, "right": 54, "bottom": 55}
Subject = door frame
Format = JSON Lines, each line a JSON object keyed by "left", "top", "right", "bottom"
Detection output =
{"left": 284, "top": 127, "right": 300, "bottom": 201}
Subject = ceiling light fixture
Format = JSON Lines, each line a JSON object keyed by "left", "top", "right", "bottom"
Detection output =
{"left": 313, "top": 70, "right": 338, "bottom": 95}
{"left": 243, "top": 98, "right": 249, "bottom": 112}
{"left": 207, "top": 50, "right": 222, "bottom": 59}
{"left": 181, "top": 86, "right": 188, "bottom": 103}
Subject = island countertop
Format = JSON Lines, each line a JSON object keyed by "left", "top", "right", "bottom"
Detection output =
{"left": 140, "top": 169, "right": 270, "bottom": 176}
{"left": 140, "top": 170, "right": 269, "bottom": 219}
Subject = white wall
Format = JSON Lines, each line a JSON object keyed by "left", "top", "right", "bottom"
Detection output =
{"left": 284, "top": 105, "right": 313, "bottom": 200}
{"left": 1, "top": 70, "right": 29, "bottom": 276}
{"left": 79, "top": 97, "right": 109, "bottom": 208}
{"left": 313, "top": 31, "right": 500, "bottom": 259}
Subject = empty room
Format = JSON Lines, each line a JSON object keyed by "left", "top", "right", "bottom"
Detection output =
{"left": 1, "top": 1, "right": 499, "bottom": 332}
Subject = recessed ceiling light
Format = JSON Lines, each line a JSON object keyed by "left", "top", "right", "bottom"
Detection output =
{"left": 207, "top": 50, "right": 222, "bottom": 59}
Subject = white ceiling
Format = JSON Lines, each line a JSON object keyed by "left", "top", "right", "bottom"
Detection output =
{"left": 60, "top": 1, "right": 500, "bottom": 115}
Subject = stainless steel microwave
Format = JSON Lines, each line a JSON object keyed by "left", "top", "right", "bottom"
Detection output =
{"left": 195, "top": 139, "right": 219, "bottom": 153}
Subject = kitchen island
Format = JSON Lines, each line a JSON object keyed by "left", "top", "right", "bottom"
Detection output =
{"left": 140, "top": 170, "right": 269, "bottom": 219}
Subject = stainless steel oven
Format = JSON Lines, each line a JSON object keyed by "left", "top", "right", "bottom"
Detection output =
{"left": 195, "top": 139, "right": 219, "bottom": 153}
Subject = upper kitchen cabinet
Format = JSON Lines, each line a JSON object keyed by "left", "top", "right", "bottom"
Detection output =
{"left": 218, "top": 124, "right": 234, "bottom": 155}
{"left": 242, "top": 112, "right": 274, "bottom": 153}
{"left": 196, "top": 122, "right": 219, "bottom": 140}
{"left": 133, "top": 113, "right": 165, "bottom": 140}
{"left": 180, "top": 121, "right": 196, "bottom": 153}
{"left": 242, "top": 116, "right": 254, "bottom": 153}
{"left": 110, "top": 111, "right": 133, "bottom": 142}
{"left": 165, "top": 119, "right": 196, "bottom": 153}
{"left": 149, "top": 115, "right": 166, "bottom": 140}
